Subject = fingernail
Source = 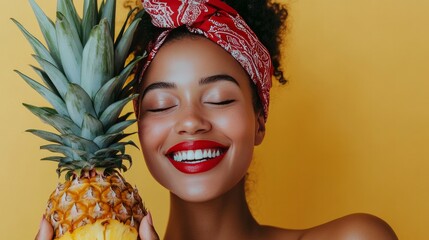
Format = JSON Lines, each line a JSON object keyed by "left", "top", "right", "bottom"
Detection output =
{"left": 147, "top": 211, "right": 153, "bottom": 226}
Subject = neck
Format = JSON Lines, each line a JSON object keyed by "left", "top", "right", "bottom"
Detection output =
{"left": 164, "top": 178, "right": 260, "bottom": 240}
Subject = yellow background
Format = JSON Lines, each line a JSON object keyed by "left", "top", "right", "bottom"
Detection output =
{"left": 0, "top": 0, "right": 428, "bottom": 239}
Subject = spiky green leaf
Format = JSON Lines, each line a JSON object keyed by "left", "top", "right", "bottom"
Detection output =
{"left": 41, "top": 156, "right": 64, "bottom": 162}
{"left": 94, "top": 148, "right": 120, "bottom": 157}
{"left": 30, "top": 65, "right": 60, "bottom": 96}
{"left": 119, "top": 80, "right": 135, "bottom": 100}
{"left": 120, "top": 164, "right": 128, "bottom": 172}
{"left": 106, "top": 120, "right": 136, "bottom": 135}
{"left": 90, "top": 157, "right": 122, "bottom": 169}
{"left": 83, "top": 0, "right": 92, "bottom": 14}
{"left": 99, "top": 0, "right": 105, "bottom": 18}
{"left": 69, "top": 161, "right": 93, "bottom": 169}
{"left": 11, "top": 18, "right": 58, "bottom": 68}
{"left": 65, "top": 84, "right": 96, "bottom": 127}
{"left": 28, "top": 0, "right": 61, "bottom": 67}
{"left": 114, "top": 132, "right": 136, "bottom": 143}
{"left": 62, "top": 134, "right": 100, "bottom": 153}
{"left": 23, "top": 104, "right": 81, "bottom": 135}
{"left": 56, "top": 12, "right": 82, "bottom": 84}
{"left": 57, "top": 0, "right": 81, "bottom": 41}
{"left": 117, "top": 112, "right": 133, "bottom": 123}
{"left": 93, "top": 56, "right": 143, "bottom": 115}
{"left": 26, "top": 129, "right": 63, "bottom": 144}
{"left": 64, "top": 170, "right": 74, "bottom": 180}
{"left": 93, "top": 132, "right": 135, "bottom": 150}
{"left": 100, "top": 0, "right": 116, "bottom": 39}
{"left": 93, "top": 132, "right": 122, "bottom": 149}
{"left": 82, "top": 0, "right": 98, "bottom": 44}
{"left": 115, "top": 7, "right": 141, "bottom": 48}
{"left": 15, "top": 70, "right": 68, "bottom": 116}
{"left": 114, "top": 18, "right": 141, "bottom": 72}
{"left": 41, "top": 144, "right": 85, "bottom": 160}
{"left": 107, "top": 141, "right": 139, "bottom": 155}
{"left": 57, "top": 157, "right": 75, "bottom": 166}
{"left": 105, "top": 143, "right": 125, "bottom": 154}
{"left": 81, "top": 113, "right": 104, "bottom": 141}
{"left": 92, "top": 76, "right": 116, "bottom": 115}
{"left": 99, "top": 94, "right": 138, "bottom": 129}
{"left": 33, "top": 55, "right": 70, "bottom": 98}
{"left": 81, "top": 19, "right": 114, "bottom": 98}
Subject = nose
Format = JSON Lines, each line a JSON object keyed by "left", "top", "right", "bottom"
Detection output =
{"left": 174, "top": 106, "right": 212, "bottom": 135}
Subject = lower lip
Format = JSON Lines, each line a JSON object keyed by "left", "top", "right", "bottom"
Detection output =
{"left": 168, "top": 153, "right": 225, "bottom": 174}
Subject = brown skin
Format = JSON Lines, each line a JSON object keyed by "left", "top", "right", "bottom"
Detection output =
{"left": 36, "top": 211, "right": 397, "bottom": 240}
{"left": 35, "top": 37, "right": 397, "bottom": 240}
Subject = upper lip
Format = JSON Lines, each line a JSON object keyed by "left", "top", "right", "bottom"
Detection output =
{"left": 166, "top": 140, "right": 228, "bottom": 155}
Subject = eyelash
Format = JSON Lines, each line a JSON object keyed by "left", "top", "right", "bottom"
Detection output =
{"left": 145, "top": 100, "right": 235, "bottom": 112}
{"left": 146, "top": 105, "right": 176, "bottom": 112}
{"left": 206, "top": 99, "right": 236, "bottom": 105}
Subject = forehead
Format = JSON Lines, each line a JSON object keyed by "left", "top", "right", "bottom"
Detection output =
{"left": 142, "top": 36, "right": 249, "bottom": 85}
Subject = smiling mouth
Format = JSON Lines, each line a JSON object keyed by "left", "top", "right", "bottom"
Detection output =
{"left": 165, "top": 141, "right": 228, "bottom": 174}
{"left": 170, "top": 149, "right": 225, "bottom": 163}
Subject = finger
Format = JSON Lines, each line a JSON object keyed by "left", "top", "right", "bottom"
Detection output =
{"left": 35, "top": 216, "right": 54, "bottom": 240}
{"left": 139, "top": 212, "right": 160, "bottom": 240}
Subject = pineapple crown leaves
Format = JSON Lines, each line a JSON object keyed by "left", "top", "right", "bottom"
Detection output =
{"left": 13, "top": 0, "right": 146, "bottom": 179}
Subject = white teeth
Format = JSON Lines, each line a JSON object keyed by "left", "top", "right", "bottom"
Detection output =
{"left": 174, "top": 154, "right": 182, "bottom": 161}
{"left": 187, "top": 150, "right": 194, "bottom": 160}
{"left": 195, "top": 150, "right": 203, "bottom": 159}
{"left": 172, "top": 149, "right": 223, "bottom": 162}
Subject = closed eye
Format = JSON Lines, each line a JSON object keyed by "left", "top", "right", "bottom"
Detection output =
{"left": 205, "top": 99, "right": 236, "bottom": 105}
{"left": 146, "top": 105, "right": 177, "bottom": 112}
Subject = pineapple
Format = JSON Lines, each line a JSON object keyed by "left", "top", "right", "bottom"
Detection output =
{"left": 12, "top": 0, "right": 147, "bottom": 239}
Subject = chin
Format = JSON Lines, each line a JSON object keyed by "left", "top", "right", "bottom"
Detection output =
{"left": 146, "top": 149, "right": 252, "bottom": 203}
{"left": 171, "top": 183, "right": 225, "bottom": 203}
{"left": 168, "top": 170, "right": 247, "bottom": 203}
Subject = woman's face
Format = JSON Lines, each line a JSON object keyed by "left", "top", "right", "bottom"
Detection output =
{"left": 137, "top": 36, "right": 265, "bottom": 202}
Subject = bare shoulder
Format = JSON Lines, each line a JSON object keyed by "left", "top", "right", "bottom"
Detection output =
{"left": 258, "top": 213, "right": 397, "bottom": 240}
{"left": 300, "top": 213, "right": 398, "bottom": 240}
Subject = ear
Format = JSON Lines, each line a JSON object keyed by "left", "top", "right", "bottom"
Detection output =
{"left": 254, "top": 111, "right": 266, "bottom": 146}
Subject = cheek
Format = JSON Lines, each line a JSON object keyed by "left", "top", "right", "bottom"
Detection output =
{"left": 214, "top": 104, "right": 256, "bottom": 142}
{"left": 213, "top": 105, "right": 256, "bottom": 167}
{"left": 137, "top": 118, "right": 173, "bottom": 185}
{"left": 137, "top": 118, "right": 172, "bottom": 161}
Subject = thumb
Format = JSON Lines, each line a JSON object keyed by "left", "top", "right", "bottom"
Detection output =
{"left": 35, "top": 216, "right": 54, "bottom": 240}
{"left": 139, "top": 212, "right": 160, "bottom": 240}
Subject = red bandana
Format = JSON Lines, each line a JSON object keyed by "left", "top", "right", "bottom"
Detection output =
{"left": 139, "top": 0, "right": 273, "bottom": 120}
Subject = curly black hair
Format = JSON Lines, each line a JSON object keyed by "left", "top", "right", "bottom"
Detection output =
{"left": 226, "top": 1, "right": 288, "bottom": 84}
{"left": 131, "top": 0, "right": 288, "bottom": 85}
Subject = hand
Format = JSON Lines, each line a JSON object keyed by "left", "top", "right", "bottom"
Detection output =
{"left": 139, "top": 212, "right": 160, "bottom": 240}
{"left": 35, "top": 216, "right": 53, "bottom": 240}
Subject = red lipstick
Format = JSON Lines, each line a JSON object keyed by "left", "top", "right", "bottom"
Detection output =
{"left": 166, "top": 140, "right": 228, "bottom": 174}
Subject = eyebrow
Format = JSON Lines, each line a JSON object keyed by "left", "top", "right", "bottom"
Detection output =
{"left": 141, "top": 74, "right": 239, "bottom": 98}
{"left": 141, "top": 81, "right": 177, "bottom": 98}
{"left": 199, "top": 74, "right": 240, "bottom": 86}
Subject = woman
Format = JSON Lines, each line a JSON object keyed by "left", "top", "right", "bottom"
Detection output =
{"left": 37, "top": 0, "right": 398, "bottom": 239}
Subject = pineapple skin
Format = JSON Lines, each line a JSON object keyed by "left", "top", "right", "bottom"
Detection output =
{"left": 57, "top": 219, "right": 138, "bottom": 240}
{"left": 46, "top": 173, "right": 146, "bottom": 239}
